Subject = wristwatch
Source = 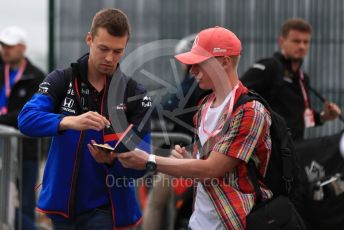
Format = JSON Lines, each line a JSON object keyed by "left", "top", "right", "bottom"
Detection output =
{"left": 146, "top": 154, "right": 157, "bottom": 173}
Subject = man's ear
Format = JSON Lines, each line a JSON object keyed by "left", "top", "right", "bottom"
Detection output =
{"left": 19, "top": 44, "right": 27, "bottom": 54}
{"left": 278, "top": 36, "right": 284, "bottom": 48}
{"left": 223, "top": 56, "right": 231, "bottom": 68}
{"left": 86, "top": 32, "right": 92, "bottom": 47}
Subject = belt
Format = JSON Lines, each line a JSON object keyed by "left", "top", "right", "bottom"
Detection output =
{"left": 97, "top": 203, "right": 111, "bottom": 211}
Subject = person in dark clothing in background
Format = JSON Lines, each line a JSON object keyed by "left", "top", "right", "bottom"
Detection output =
{"left": 0, "top": 26, "right": 45, "bottom": 230}
{"left": 0, "top": 48, "right": 3, "bottom": 65}
{"left": 241, "top": 18, "right": 342, "bottom": 230}
{"left": 158, "top": 34, "right": 211, "bottom": 137}
{"left": 241, "top": 18, "right": 341, "bottom": 141}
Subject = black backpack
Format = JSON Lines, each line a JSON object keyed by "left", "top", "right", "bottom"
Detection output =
{"left": 231, "top": 90, "right": 301, "bottom": 200}
{"left": 208, "top": 90, "right": 306, "bottom": 229}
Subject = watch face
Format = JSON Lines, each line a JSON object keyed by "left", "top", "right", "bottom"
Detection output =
{"left": 146, "top": 161, "right": 157, "bottom": 172}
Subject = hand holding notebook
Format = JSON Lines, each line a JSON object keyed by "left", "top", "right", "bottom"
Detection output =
{"left": 93, "top": 124, "right": 135, "bottom": 153}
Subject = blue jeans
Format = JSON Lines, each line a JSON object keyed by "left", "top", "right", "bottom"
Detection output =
{"left": 52, "top": 208, "right": 113, "bottom": 230}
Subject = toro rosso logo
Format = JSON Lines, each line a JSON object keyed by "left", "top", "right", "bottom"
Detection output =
{"left": 142, "top": 96, "right": 152, "bottom": 108}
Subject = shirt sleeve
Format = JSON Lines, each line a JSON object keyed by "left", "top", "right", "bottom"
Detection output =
{"left": 18, "top": 70, "right": 68, "bottom": 137}
{"left": 213, "top": 101, "right": 271, "bottom": 163}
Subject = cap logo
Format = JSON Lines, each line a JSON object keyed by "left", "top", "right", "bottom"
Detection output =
{"left": 213, "top": 47, "right": 227, "bottom": 53}
{"left": 192, "top": 35, "right": 199, "bottom": 49}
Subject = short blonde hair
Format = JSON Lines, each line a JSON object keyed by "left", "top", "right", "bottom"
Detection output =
{"left": 229, "top": 55, "right": 240, "bottom": 69}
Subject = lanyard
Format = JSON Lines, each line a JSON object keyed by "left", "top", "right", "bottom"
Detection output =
{"left": 201, "top": 84, "right": 239, "bottom": 137}
{"left": 4, "top": 59, "right": 27, "bottom": 97}
{"left": 299, "top": 70, "right": 310, "bottom": 108}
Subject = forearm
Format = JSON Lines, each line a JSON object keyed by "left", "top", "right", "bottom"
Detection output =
{"left": 18, "top": 94, "right": 63, "bottom": 137}
{"left": 117, "top": 149, "right": 238, "bottom": 179}
{"left": 19, "top": 110, "right": 64, "bottom": 137}
{"left": 59, "top": 116, "right": 74, "bottom": 131}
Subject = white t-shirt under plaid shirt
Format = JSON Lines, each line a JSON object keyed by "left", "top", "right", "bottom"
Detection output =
{"left": 189, "top": 91, "right": 232, "bottom": 230}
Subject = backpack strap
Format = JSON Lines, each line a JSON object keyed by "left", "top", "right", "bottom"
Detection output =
{"left": 229, "top": 92, "right": 266, "bottom": 203}
{"left": 224, "top": 91, "right": 294, "bottom": 201}
{"left": 247, "top": 160, "right": 264, "bottom": 203}
{"left": 249, "top": 91, "right": 294, "bottom": 195}
{"left": 280, "top": 131, "right": 294, "bottom": 194}
{"left": 222, "top": 91, "right": 263, "bottom": 137}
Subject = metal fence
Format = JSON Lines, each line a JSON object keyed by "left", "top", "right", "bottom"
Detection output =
{"left": 0, "top": 125, "right": 22, "bottom": 230}
{"left": 0, "top": 125, "right": 48, "bottom": 230}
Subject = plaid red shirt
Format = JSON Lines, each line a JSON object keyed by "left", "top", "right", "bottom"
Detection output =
{"left": 193, "top": 82, "right": 273, "bottom": 229}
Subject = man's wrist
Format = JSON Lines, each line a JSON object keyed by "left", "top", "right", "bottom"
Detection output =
{"left": 59, "top": 116, "right": 72, "bottom": 131}
{"left": 146, "top": 154, "right": 157, "bottom": 172}
{"left": 320, "top": 110, "right": 326, "bottom": 123}
{"left": 147, "top": 154, "right": 156, "bottom": 162}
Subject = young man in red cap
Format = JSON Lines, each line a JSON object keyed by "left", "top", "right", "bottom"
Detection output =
{"left": 90, "top": 26, "right": 273, "bottom": 229}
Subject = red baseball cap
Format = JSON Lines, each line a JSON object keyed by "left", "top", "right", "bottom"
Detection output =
{"left": 175, "top": 26, "right": 241, "bottom": 65}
